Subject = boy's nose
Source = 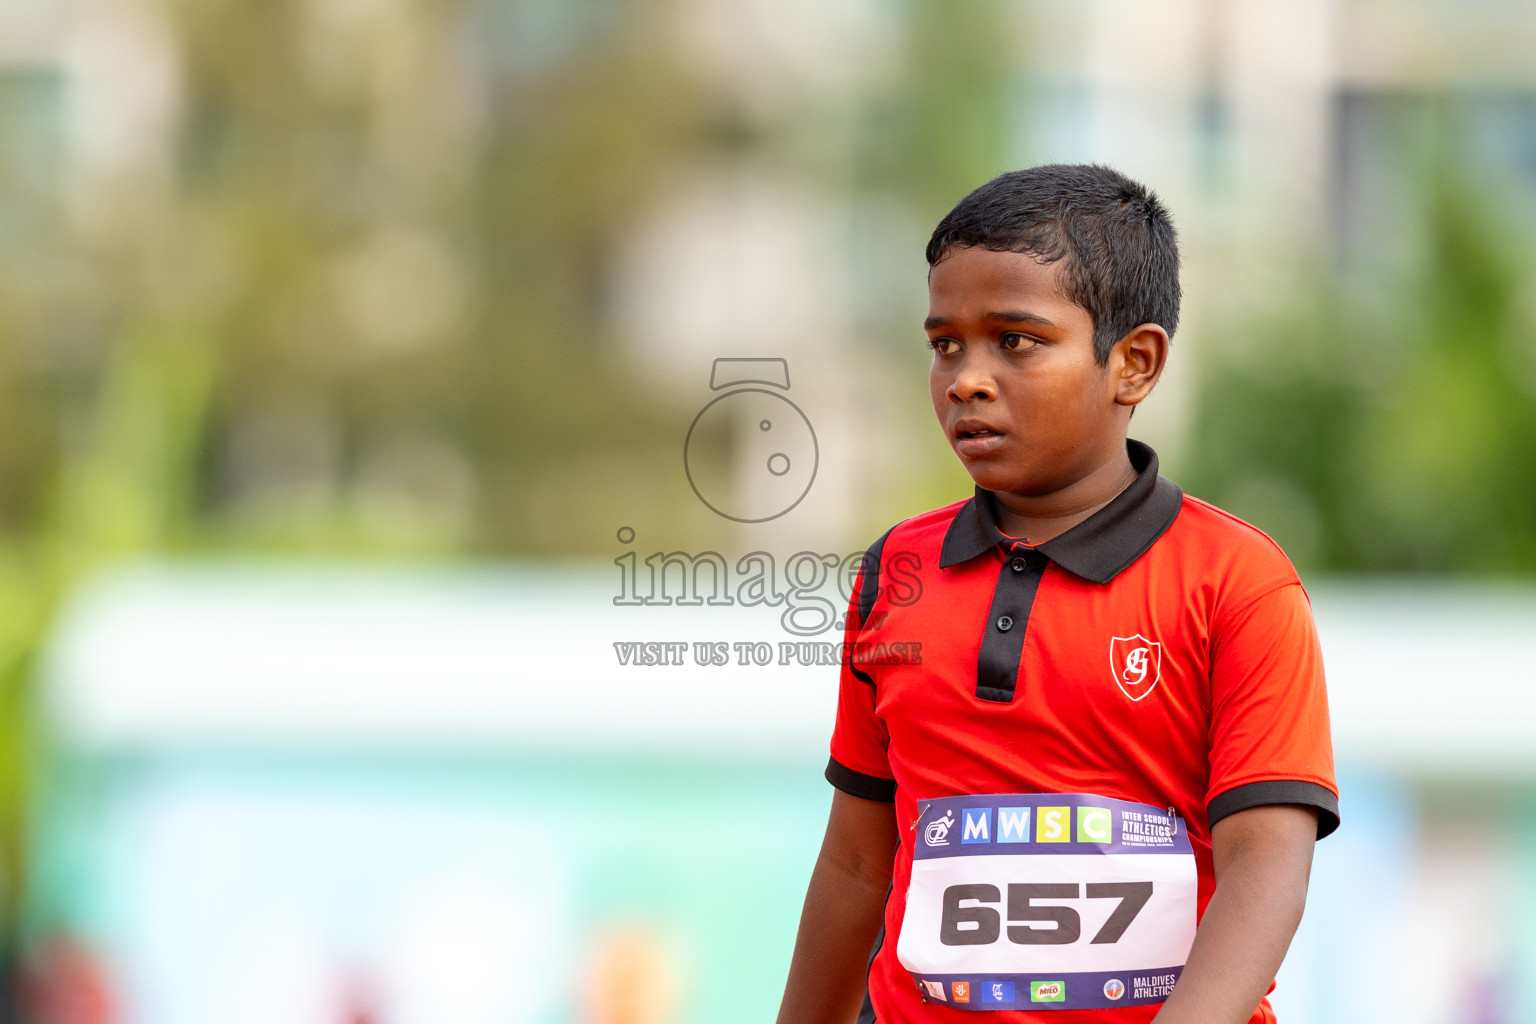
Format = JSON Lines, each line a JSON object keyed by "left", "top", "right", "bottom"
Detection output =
{"left": 949, "top": 364, "right": 997, "bottom": 402}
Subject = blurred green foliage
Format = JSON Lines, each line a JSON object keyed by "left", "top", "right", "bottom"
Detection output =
{"left": 1183, "top": 162, "right": 1536, "bottom": 574}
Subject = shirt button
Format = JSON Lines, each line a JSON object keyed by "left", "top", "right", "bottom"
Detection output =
{"left": 996, "top": 615, "right": 1013, "bottom": 632}
{"left": 1011, "top": 558, "right": 1026, "bottom": 572}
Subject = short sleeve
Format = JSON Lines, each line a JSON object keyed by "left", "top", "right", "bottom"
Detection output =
{"left": 1206, "top": 581, "right": 1339, "bottom": 838}
{"left": 826, "top": 533, "right": 896, "bottom": 802}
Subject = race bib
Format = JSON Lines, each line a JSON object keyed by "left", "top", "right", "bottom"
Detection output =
{"left": 897, "top": 793, "right": 1196, "bottom": 1011}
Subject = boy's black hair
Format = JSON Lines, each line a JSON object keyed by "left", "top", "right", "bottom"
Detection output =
{"left": 926, "top": 164, "right": 1181, "bottom": 363}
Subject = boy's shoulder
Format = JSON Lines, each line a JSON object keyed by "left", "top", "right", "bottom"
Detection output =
{"left": 857, "top": 495, "right": 971, "bottom": 561}
{"left": 1168, "top": 493, "right": 1301, "bottom": 579}
{"left": 1159, "top": 494, "right": 1312, "bottom": 623}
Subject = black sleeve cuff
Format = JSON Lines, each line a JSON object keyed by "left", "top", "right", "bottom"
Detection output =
{"left": 1208, "top": 780, "right": 1339, "bottom": 839}
{"left": 825, "top": 757, "right": 897, "bottom": 802}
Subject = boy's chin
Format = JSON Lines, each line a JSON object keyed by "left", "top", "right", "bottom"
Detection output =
{"left": 961, "top": 463, "right": 1032, "bottom": 495}
{"left": 959, "top": 456, "right": 1068, "bottom": 498}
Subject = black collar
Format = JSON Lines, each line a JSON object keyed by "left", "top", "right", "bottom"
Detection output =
{"left": 938, "top": 440, "right": 1184, "bottom": 584}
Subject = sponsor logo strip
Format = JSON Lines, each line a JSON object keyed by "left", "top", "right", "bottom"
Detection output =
{"left": 912, "top": 967, "right": 1181, "bottom": 1011}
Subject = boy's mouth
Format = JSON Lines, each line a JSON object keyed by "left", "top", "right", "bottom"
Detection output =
{"left": 953, "top": 420, "right": 1007, "bottom": 457}
{"left": 953, "top": 418, "right": 1005, "bottom": 439}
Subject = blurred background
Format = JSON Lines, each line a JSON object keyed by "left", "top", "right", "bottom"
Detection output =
{"left": 0, "top": 0, "right": 1535, "bottom": 1021}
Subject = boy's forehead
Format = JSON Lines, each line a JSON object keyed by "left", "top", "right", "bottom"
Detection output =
{"left": 926, "top": 247, "right": 1077, "bottom": 319}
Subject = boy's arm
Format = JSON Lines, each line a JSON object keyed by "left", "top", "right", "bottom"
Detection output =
{"left": 1152, "top": 804, "right": 1318, "bottom": 1024}
{"left": 776, "top": 790, "right": 899, "bottom": 1024}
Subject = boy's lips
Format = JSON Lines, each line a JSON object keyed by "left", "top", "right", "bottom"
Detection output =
{"left": 953, "top": 419, "right": 1007, "bottom": 458}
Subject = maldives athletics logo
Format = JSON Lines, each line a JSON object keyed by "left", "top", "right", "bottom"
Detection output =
{"left": 1110, "top": 634, "right": 1162, "bottom": 701}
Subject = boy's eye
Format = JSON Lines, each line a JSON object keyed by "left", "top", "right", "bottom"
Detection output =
{"left": 928, "top": 337, "right": 958, "bottom": 356}
{"left": 1000, "top": 332, "right": 1035, "bottom": 351}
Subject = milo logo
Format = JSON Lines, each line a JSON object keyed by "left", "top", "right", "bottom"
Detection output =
{"left": 1029, "top": 981, "right": 1065, "bottom": 1003}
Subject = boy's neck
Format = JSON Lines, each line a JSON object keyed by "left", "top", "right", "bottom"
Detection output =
{"left": 989, "top": 443, "right": 1139, "bottom": 546}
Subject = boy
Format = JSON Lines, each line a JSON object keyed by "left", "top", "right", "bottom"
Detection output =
{"left": 776, "top": 165, "right": 1337, "bottom": 1024}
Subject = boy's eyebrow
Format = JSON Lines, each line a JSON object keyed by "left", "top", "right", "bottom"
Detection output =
{"left": 923, "top": 310, "right": 1057, "bottom": 331}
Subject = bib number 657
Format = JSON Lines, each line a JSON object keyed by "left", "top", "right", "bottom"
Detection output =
{"left": 940, "top": 882, "right": 1153, "bottom": 946}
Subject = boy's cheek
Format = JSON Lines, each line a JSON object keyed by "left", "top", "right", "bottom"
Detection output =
{"left": 928, "top": 373, "right": 953, "bottom": 414}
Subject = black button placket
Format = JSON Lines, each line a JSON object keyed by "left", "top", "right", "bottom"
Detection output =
{"left": 975, "top": 544, "right": 1047, "bottom": 702}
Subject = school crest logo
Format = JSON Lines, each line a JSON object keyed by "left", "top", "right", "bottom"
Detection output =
{"left": 1110, "top": 634, "right": 1161, "bottom": 701}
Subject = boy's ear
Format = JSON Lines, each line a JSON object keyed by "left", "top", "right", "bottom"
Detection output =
{"left": 1111, "top": 323, "right": 1170, "bottom": 407}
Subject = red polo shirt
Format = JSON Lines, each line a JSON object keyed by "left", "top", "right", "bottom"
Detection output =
{"left": 826, "top": 441, "right": 1337, "bottom": 1024}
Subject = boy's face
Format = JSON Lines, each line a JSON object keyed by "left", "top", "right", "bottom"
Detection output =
{"left": 926, "top": 246, "right": 1145, "bottom": 498}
